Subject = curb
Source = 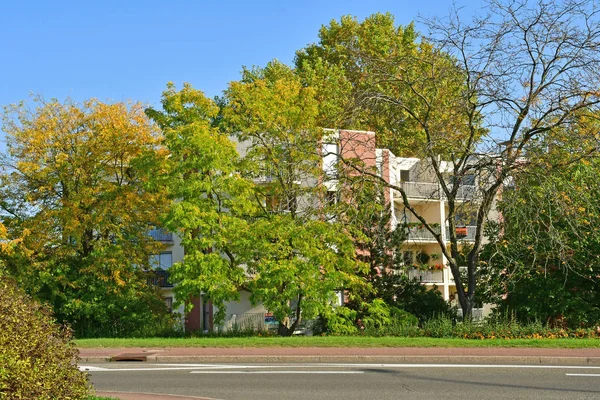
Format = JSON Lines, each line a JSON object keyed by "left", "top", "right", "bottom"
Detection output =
{"left": 80, "top": 355, "right": 600, "bottom": 365}
{"left": 96, "top": 391, "right": 218, "bottom": 400}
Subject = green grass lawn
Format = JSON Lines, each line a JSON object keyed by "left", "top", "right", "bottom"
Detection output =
{"left": 75, "top": 336, "right": 600, "bottom": 349}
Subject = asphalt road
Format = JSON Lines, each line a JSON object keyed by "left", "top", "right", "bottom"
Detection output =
{"left": 86, "top": 362, "right": 600, "bottom": 400}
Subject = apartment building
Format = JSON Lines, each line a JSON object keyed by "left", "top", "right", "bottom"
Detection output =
{"left": 149, "top": 129, "right": 492, "bottom": 330}
{"left": 329, "top": 129, "right": 492, "bottom": 307}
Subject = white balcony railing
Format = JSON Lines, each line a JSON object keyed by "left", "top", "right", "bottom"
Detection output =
{"left": 405, "top": 225, "right": 441, "bottom": 241}
{"left": 400, "top": 182, "right": 440, "bottom": 199}
{"left": 398, "top": 182, "right": 476, "bottom": 201}
{"left": 407, "top": 268, "right": 444, "bottom": 283}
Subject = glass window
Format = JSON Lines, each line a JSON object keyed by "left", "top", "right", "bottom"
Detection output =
{"left": 400, "top": 170, "right": 410, "bottom": 182}
{"left": 463, "top": 174, "right": 475, "bottom": 186}
{"left": 322, "top": 143, "right": 339, "bottom": 178}
{"left": 151, "top": 252, "right": 172, "bottom": 270}
{"left": 163, "top": 296, "right": 173, "bottom": 312}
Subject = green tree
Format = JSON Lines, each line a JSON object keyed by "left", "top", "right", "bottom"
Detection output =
{"left": 0, "top": 97, "right": 173, "bottom": 337}
{"left": 299, "top": 2, "right": 600, "bottom": 318}
{"left": 295, "top": 12, "right": 469, "bottom": 157}
{"left": 146, "top": 83, "right": 257, "bottom": 324}
{"left": 480, "top": 155, "right": 600, "bottom": 327}
{"left": 223, "top": 61, "right": 365, "bottom": 335}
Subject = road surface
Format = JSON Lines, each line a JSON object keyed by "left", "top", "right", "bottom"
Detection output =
{"left": 85, "top": 362, "right": 600, "bottom": 400}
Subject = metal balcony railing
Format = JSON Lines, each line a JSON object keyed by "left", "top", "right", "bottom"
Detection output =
{"left": 398, "top": 182, "right": 476, "bottom": 201}
{"left": 149, "top": 228, "right": 173, "bottom": 243}
{"left": 448, "top": 184, "right": 476, "bottom": 200}
{"left": 446, "top": 226, "right": 477, "bottom": 241}
{"left": 405, "top": 224, "right": 441, "bottom": 241}
{"left": 147, "top": 270, "right": 173, "bottom": 287}
{"left": 400, "top": 182, "right": 440, "bottom": 199}
{"left": 407, "top": 268, "right": 444, "bottom": 283}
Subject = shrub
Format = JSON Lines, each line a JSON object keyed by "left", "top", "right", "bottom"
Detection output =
{"left": 0, "top": 276, "right": 90, "bottom": 399}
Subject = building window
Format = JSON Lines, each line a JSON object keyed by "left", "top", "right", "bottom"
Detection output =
{"left": 400, "top": 170, "right": 410, "bottom": 182}
{"left": 322, "top": 143, "right": 339, "bottom": 178}
{"left": 151, "top": 252, "right": 172, "bottom": 270}
{"left": 463, "top": 174, "right": 475, "bottom": 186}
{"left": 163, "top": 296, "right": 173, "bottom": 312}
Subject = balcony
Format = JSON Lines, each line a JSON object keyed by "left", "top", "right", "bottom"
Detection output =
{"left": 398, "top": 182, "right": 476, "bottom": 201}
{"left": 446, "top": 226, "right": 477, "bottom": 241}
{"left": 405, "top": 224, "right": 441, "bottom": 242}
{"left": 400, "top": 182, "right": 440, "bottom": 199}
{"left": 407, "top": 268, "right": 444, "bottom": 283}
{"left": 449, "top": 184, "right": 476, "bottom": 201}
{"left": 149, "top": 228, "right": 173, "bottom": 243}
{"left": 147, "top": 270, "right": 173, "bottom": 288}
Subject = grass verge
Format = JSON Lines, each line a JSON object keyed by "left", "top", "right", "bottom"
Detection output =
{"left": 75, "top": 336, "right": 600, "bottom": 349}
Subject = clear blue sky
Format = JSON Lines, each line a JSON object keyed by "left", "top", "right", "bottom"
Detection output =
{"left": 0, "top": 0, "right": 482, "bottom": 109}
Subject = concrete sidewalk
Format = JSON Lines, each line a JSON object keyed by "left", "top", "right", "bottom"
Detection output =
{"left": 79, "top": 346, "right": 600, "bottom": 365}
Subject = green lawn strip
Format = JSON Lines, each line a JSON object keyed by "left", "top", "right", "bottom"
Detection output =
{"left": 75, "top": 336, "right": 600, "bottom": 349}
{"left": 88, "top": 397, "right": 117, "bottom": 400}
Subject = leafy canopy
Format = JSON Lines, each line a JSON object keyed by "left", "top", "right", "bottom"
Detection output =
{"left": 0, "top": 97, "right": 172, "bottom": 337}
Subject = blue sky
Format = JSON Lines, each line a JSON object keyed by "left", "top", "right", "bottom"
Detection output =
{"left": 0, "top": 0, "right": 482, "bottom": 110}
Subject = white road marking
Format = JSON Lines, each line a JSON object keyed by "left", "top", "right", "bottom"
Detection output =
{"left": 322, "top": 363, "right": 600, "bottom": 369}
{"left": 190, "top": 370, "right": 364, "bottom": 374}
{"left": 566, "top": 373, "right": 600, "bottom": 377}
{"left": 151, "top": 363, "right": 600, "bottom": 370}
{"left": 79, "top": 366, "right": 111, "bottom": 371}
{"left": 79, "top": 363, "right": 600, "bottom": 373}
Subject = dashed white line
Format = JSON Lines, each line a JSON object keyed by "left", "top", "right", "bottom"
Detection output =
{"left": 79, "top": 363, "right": 600, "bottom": 373}
{"left": 190, "top": 370, "right": 364, "bottom": 374}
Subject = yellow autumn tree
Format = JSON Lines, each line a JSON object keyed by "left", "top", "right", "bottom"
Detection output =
{"left": 0, "top": 97, "right": 174, "bottom": 337}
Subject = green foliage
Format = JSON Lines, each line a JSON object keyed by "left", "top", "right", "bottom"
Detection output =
{"left": 480, "top": 157, "right": 600, "bottom": 328}
{"left": 245, "top": 216, "right": 361, "bottom": 330}
{"left": 0, "top": 97, "right": 173, "bottom": 337}
{"left": 295, "top": 13, "right": 472, "bottom": 157}
{"left": 222, "top": 62, "right": 365, "bottom": 335}
{"left": 147, "top": 83, "right": 257, "bottom": 324}
{"left": 415, "top": 251, "right": 430, "bottom": 265}
{"left": 370, "top": 273, "right": 454, "bottom": 325}
{"left": 317, "top": 300, "right": 419, "bottom": 336}
{"left": 0, "top": 276, "right": 90, "bottom": 399}
{"left": 322, "top": 306, "right": 359, "bottom": 336}
{"left": 361, "top": 299, "right": 392, "bottom": 330}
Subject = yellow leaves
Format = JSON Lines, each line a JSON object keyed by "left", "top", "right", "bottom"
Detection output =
{"left": 112, "top": 270, "right": 125, "bottom": 287}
